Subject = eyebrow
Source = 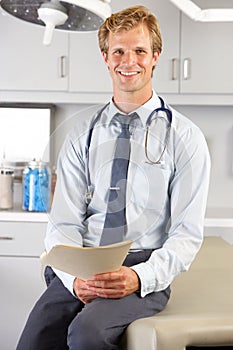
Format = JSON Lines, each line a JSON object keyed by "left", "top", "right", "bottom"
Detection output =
{"left": 110, "top": 45, "right": 149, "bottom": 52}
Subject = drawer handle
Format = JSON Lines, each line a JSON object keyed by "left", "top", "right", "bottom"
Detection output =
{"left": 0, "top": 236, "right": 14, "bottom": 241}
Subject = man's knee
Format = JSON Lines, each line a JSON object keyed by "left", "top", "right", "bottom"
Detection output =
{"left": 67, "top": 312, "right": 115, "bottom": 350}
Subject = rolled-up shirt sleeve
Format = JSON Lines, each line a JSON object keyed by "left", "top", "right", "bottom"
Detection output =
{"left": 131, "top": 123, "right": 211, "bottom": 297}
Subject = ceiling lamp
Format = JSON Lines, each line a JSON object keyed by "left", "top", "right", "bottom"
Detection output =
{"left": 0, "top": 0, "right": 111, "bottom": 45}
{"left": 169, "top": 0, "right": 233, "bottom": 22}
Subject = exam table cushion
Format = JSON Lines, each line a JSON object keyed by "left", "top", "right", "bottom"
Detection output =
{"left": 122, "top": 237, "right": 233, "bottom": 350}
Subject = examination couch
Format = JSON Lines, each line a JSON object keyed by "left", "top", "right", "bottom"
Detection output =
{"left": 121, "top": 237, "right": 233, "bottom": 350}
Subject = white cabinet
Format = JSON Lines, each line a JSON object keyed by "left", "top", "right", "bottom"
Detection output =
{"left": 0, "top": 13, "right": 68, "bottom": 91}
{"left": 150, "top": 0, "right": 180, "bottom": 93}
{"left": 60, "top": 0, "right": 233, "bottom": 95}
{"left": 180, "top": 0, "right": 233, "bottom": 94}
{"left": 180, "top": 18, "right": 233, "bottom": 93}
{"left": 0, "top": 221, "right": 47, "bottom": 350}
{"left": 1, "top": 1, "right": 233, "bottom": 97}
{"left": 69, "top": 0, "right": 180, "bottom": 94}
{"left": 69, "top": 31, "right": 112, "bottom": 93}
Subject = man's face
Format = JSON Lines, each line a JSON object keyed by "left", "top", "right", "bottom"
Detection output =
{"left": 102, "top": 24, "right": 159, "bottom": 96}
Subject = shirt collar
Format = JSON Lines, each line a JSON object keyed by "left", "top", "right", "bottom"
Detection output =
{"left": 107, "top": 91, "right": 162, "bottom": 128}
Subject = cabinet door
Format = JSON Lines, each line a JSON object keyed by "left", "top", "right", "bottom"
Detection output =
{"left": 0, "top": 257, "right": 46, "bottom": 350}
{"left": 180, "top": 0, "right": 233, "bottom": 93}
{"left": 151, "top": 0, "right": 180, "bottom": 93}
{"left": 69, "top": 0, "right": 180, "bottom": 94}
{"left": 0, "top": 12, "right": 69, "bottom": 91}
{"left": 69, "top": 31, "right": 111, "bottom": 93}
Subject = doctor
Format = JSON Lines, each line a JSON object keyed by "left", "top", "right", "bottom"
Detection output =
{"left": 17, "top": 5, "right": 210, "bottom": 350}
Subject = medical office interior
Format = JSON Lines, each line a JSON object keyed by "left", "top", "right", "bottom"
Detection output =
{"left": 0, "top": 0, "right": 233, "bottom": 349}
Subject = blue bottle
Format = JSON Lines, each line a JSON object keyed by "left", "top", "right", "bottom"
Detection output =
{"left": 23, "top": 160, "right": 51, "bottom": 212}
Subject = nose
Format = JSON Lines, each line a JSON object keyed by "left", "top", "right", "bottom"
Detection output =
{"left": 122, "top": 51, "right": 136, "bottom": 65}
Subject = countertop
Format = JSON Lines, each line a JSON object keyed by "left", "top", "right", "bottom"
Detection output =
{"left": 0, "top": 203, "right": 48, "bottom": 222}
{"left": 204, "top": 207, "right": 233, "bottom": 228}
{"left": 0, "top": 206, "right": 232, "bottom": 226}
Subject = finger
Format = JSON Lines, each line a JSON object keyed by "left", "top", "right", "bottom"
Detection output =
{"left": 94, "top": 288, "right": 126, "bottom": 299}
{"left": 87, "top": 279, "right": 126, "bottom": 290}
{"left": 92, "top": 271, "right": 123, "bottom": 281}
{"left": 77, "top": 290, "right": 99, "bottom": 302}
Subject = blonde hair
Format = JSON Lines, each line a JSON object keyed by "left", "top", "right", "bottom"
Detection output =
{"left": 98, "top": 6, "right": 162, "bottom": 56}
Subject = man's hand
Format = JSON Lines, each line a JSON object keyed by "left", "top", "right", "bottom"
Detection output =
{"left": 73, "top": 278, "right": 99, "bottom": 304}
{"left": 85, "top": 266, "right": 140, "bottom": 299}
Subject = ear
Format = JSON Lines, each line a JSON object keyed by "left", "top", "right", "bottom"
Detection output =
{"left": 102, "top": 51, "right": 109, "bottom": 65}
{"left": 152, "top": 51, "right": 160, "bottom": 67}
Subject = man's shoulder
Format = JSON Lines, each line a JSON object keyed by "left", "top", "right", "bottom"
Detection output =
{"left": 170, "top": 106, "right": 201, "bottom": 135}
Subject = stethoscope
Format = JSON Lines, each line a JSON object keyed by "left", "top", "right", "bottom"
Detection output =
{"left": 85, "top": 97, "right": 172, "bottom": 204}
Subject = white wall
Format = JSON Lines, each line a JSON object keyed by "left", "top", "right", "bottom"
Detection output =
{"left": 52, "top": 103, "right": 233, "bottom": 211}
{"left": 175, "top": 105, "right": 233, "bottom": 209}
{"left": 52, "top": 103, "right": 100, "bottom": 163}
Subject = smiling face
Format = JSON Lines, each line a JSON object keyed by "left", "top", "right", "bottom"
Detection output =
{"left": 102, "top": 23, "right": 160, "bottom": 106}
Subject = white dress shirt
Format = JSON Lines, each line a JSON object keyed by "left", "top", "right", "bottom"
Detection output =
{"left": 45, "top": 92, "right": 211, "bottom": 297}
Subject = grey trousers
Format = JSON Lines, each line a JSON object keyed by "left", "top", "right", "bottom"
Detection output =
{"left": 16, "top": 250, "right": 170, "bottom": 350}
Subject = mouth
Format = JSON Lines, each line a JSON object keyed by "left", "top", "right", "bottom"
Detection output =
{"left": 117, "top": 71, "right": 140, "bottom": 77}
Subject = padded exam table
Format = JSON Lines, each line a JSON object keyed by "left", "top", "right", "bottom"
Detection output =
{"left": 122, "top": 237, "right": 233, "bottom": 350}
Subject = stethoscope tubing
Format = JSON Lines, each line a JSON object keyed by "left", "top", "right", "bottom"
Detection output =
{"left": 146, "top": 96, "right": 172, "bottom": 126}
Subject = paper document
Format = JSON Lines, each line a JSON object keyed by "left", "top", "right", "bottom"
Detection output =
{"left": 41, "top": 240, "right": 133, "bottom": 280}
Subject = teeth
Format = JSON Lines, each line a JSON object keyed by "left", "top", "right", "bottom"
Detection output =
{"left": 120, "top": 71, "right": 138, "bottom": 76}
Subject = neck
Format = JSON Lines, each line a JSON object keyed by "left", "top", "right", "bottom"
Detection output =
{"left": 113, "top": 89, "right": 153, "bottom": 114}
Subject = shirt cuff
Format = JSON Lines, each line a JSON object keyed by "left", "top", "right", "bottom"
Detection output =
{"left": 53, "top": 268, "right": 76, "bottom": 296}
{"left": 131, "top": 262, "right": 156, "bottom": 298}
